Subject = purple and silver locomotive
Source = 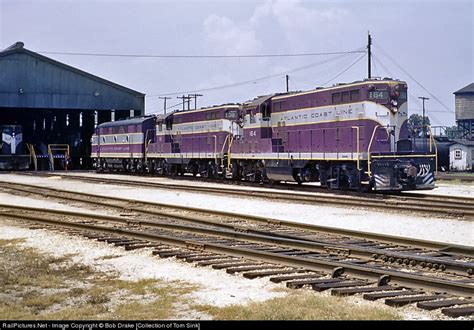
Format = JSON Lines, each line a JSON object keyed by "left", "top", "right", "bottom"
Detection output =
{"left": 92, "top": 78, "right": 437, "bottom": 192}
{"left": 91, "top": 117, "right": 155, "bottom": 171}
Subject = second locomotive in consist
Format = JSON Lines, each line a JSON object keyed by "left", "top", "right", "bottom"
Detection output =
{"left": 92, "top": 78, "right": 437, "bottom": 192}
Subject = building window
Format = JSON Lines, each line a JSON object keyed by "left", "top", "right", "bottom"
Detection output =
{"left": 454, "top": 148, "right": 462, "bottom": 160}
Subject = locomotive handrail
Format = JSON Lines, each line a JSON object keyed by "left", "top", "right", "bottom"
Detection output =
{"left": 227, "top": 134, "right": 235, "bottom": 172}
{"left": 26, "top": 143, "right": 38, "bottom": 171}
{"left": 220, "top": 134, "right": 230, "bottom": 169}
{"left": 144, "top": 129, "right": 156, "bottom": 162}
{"left": 47, "top": 144, "right": 70, "bottom": 171}
{"left": 367, "top": 125, "right": 382, "bottom": 177}
{"left": 369, "top": 125, "right": 438, "bottom": 174}
{"left": 211, "top": 135, "right": 218, "bottom": 164}
{"left": 428, "top": 126, "right": 438, "bottom": 175}
{"left": 351, "top": 126, "right": 361, "bottom": 171}
{"left": 221, "top": 134, "right": 230, "bottom": 156}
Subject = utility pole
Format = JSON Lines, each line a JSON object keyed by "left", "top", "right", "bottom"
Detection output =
{"left": 286, "top": 75, "right": 289, "bottom": 92}
{"left": 367, "top": 32, "right": 372, "bottom": 79}
{"left": 177, "top": 95, "right": 191, "bottom": 111}
{"left": 158, "top": 96, "right": 171, "bottom": 115}
{"left": 418, "top": 96, "right": 429, "bottom": 150}
{"left": 188, "top": 94, "right": 203, "bottom": 110}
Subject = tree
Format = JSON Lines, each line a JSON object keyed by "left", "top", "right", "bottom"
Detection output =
{"left": 408, "top": 114, "right": 431, "bottom": 138}
{"left": 445, "top": 125, "right": 462, "bottom": 139}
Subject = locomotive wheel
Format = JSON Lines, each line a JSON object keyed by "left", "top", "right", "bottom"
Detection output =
{"left": 170, "top": 165, "right": 179, "bottom": 176}
{"left": 358, "top": 181, "right": 373, "bottom": 193}
{"left": 203, "top": 168, "right": 215, "bottom": 179}
{"left": 231, "top": 165, "right": 241, "bottom": 180}
{"left": 248, "top": 172, "right": 261, "bottom": 183}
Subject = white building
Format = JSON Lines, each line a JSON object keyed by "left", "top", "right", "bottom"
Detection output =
{"left": 449, "top": 139, "right": 474, "bottom": 171}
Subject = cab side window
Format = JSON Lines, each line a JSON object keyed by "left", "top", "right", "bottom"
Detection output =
{"left": 165, "top": 117, "right": 173, "bottom": 130}
{"left": 261, "top": 103, "right": 271, "bottom": 121}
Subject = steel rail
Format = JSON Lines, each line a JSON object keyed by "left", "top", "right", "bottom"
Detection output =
{"left": 18, "top": 171, "right": 474, "bottom": 205}
{"left": 16, "top": 173, "right": 474, "bottom": 219}
{"left": 1, "top": 180, "right": 472, "bottom": 256}
{"left": 1, "top": 207, "right": 472, "bottom": 298}
{"left": 435, "top": 174, "right": 474, "bottom": 183}
{"left": 1, "top": 203, "right": 471, "bottom": 276}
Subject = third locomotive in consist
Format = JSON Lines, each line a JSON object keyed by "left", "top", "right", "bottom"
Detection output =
{"left": 91, "top": 78, "right": 437, "bottom": 192}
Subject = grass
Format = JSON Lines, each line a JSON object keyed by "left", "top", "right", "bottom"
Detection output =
{"left": 0, "top": 239, "right": 94, "bottom": 289}
{"left": 0, "top": 237, "right": 402, "bottom": 320}
{"left": 194, "top": 290, "right": 401, "bottom": 320}
{"left": 0, "top": 238, "right": 196, "bottom": 320}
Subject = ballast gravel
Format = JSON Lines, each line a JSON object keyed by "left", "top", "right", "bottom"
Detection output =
{"left": 0, "top": 173, "right": 471, "bottom": 246}
{"left": 0, "top": 219, "right": 449, "bottom": 320}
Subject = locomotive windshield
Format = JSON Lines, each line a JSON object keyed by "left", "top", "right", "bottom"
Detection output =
{"left": 399, "top": 91, "right": 407, "bottom": 102}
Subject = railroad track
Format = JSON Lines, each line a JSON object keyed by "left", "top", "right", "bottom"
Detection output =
{"left": 1, "top": 203, "right": 473, "bottom": 318}
{"left": 436, "top": 173, "right": 474, "bottom": 183}
{"left": 13, "top": 172, "right": 474, "bottom": 220}
{"left": 2, "top": 180, "right": 473, "bottom": 254}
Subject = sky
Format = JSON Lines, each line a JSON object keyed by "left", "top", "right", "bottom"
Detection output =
{"left": 1, "top": 0, "right": 472, "bottom": 126}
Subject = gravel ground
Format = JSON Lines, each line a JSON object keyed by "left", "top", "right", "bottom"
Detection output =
{"left": 0, "top": 219, "right": 451, "bottom": 320}
{"left": 50, "top": 171, "right": 474, "bottom": 198}
{"left": 0, "top": 173, "right": 471, "bottom": 246}
{"left": 416, "top": 182, "right": 474, "bottom": 197}
{"left": 0, "top": 219, "right": 285, "bottom": 307}
{"left": 0, "top": 173, "right": 472, "bottom": 320}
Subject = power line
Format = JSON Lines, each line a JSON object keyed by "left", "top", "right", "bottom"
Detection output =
{"left": 409, "top": 109, "right": 457, "bottom": 113}
{"left": 371, "top": 52, "right": 380, "bottom": 77}
{"left": 147, "top": 47, "right": 366, "bottom": 97}
{"left": 38, "top": 49, "right": 366, "bottom": 59}
{"left": 158, "top": 96, "right": 171, "bottom": 115}
{"left": 147, "top": 100, "right": 183, "bottom": 115}
{"left": 321, "top": 53, "right": 366, "bottom": 86}
{"left": 372, "top": 54, "right": 444, "bottom": 125}
{"left": 374, "top": 43, "right": 454, "bottom": 114}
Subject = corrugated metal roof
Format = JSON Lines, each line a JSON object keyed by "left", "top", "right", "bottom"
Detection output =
{"left": 454, "top": 83, "right": 474, "bottom": 95}
{"left": 0, "top": 41, "right": 145, "bottom": 97}
{"left": 0, "top": 41, "right": 145, "bottom": 111}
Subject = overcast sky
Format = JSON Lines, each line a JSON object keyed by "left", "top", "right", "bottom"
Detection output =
{"left": 1, "top": 0, "right": 472, "bottom": 126}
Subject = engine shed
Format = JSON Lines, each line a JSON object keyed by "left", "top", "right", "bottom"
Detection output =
{"left": 0, "top": 41, "right": 145, "bottom": 169}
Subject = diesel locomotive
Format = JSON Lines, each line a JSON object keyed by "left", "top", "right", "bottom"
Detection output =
{"left": 0, "top": 125, "right": 31, "bottom": 170}
{"left": 92, "top": 78, "right": 437, "bottom": 192}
